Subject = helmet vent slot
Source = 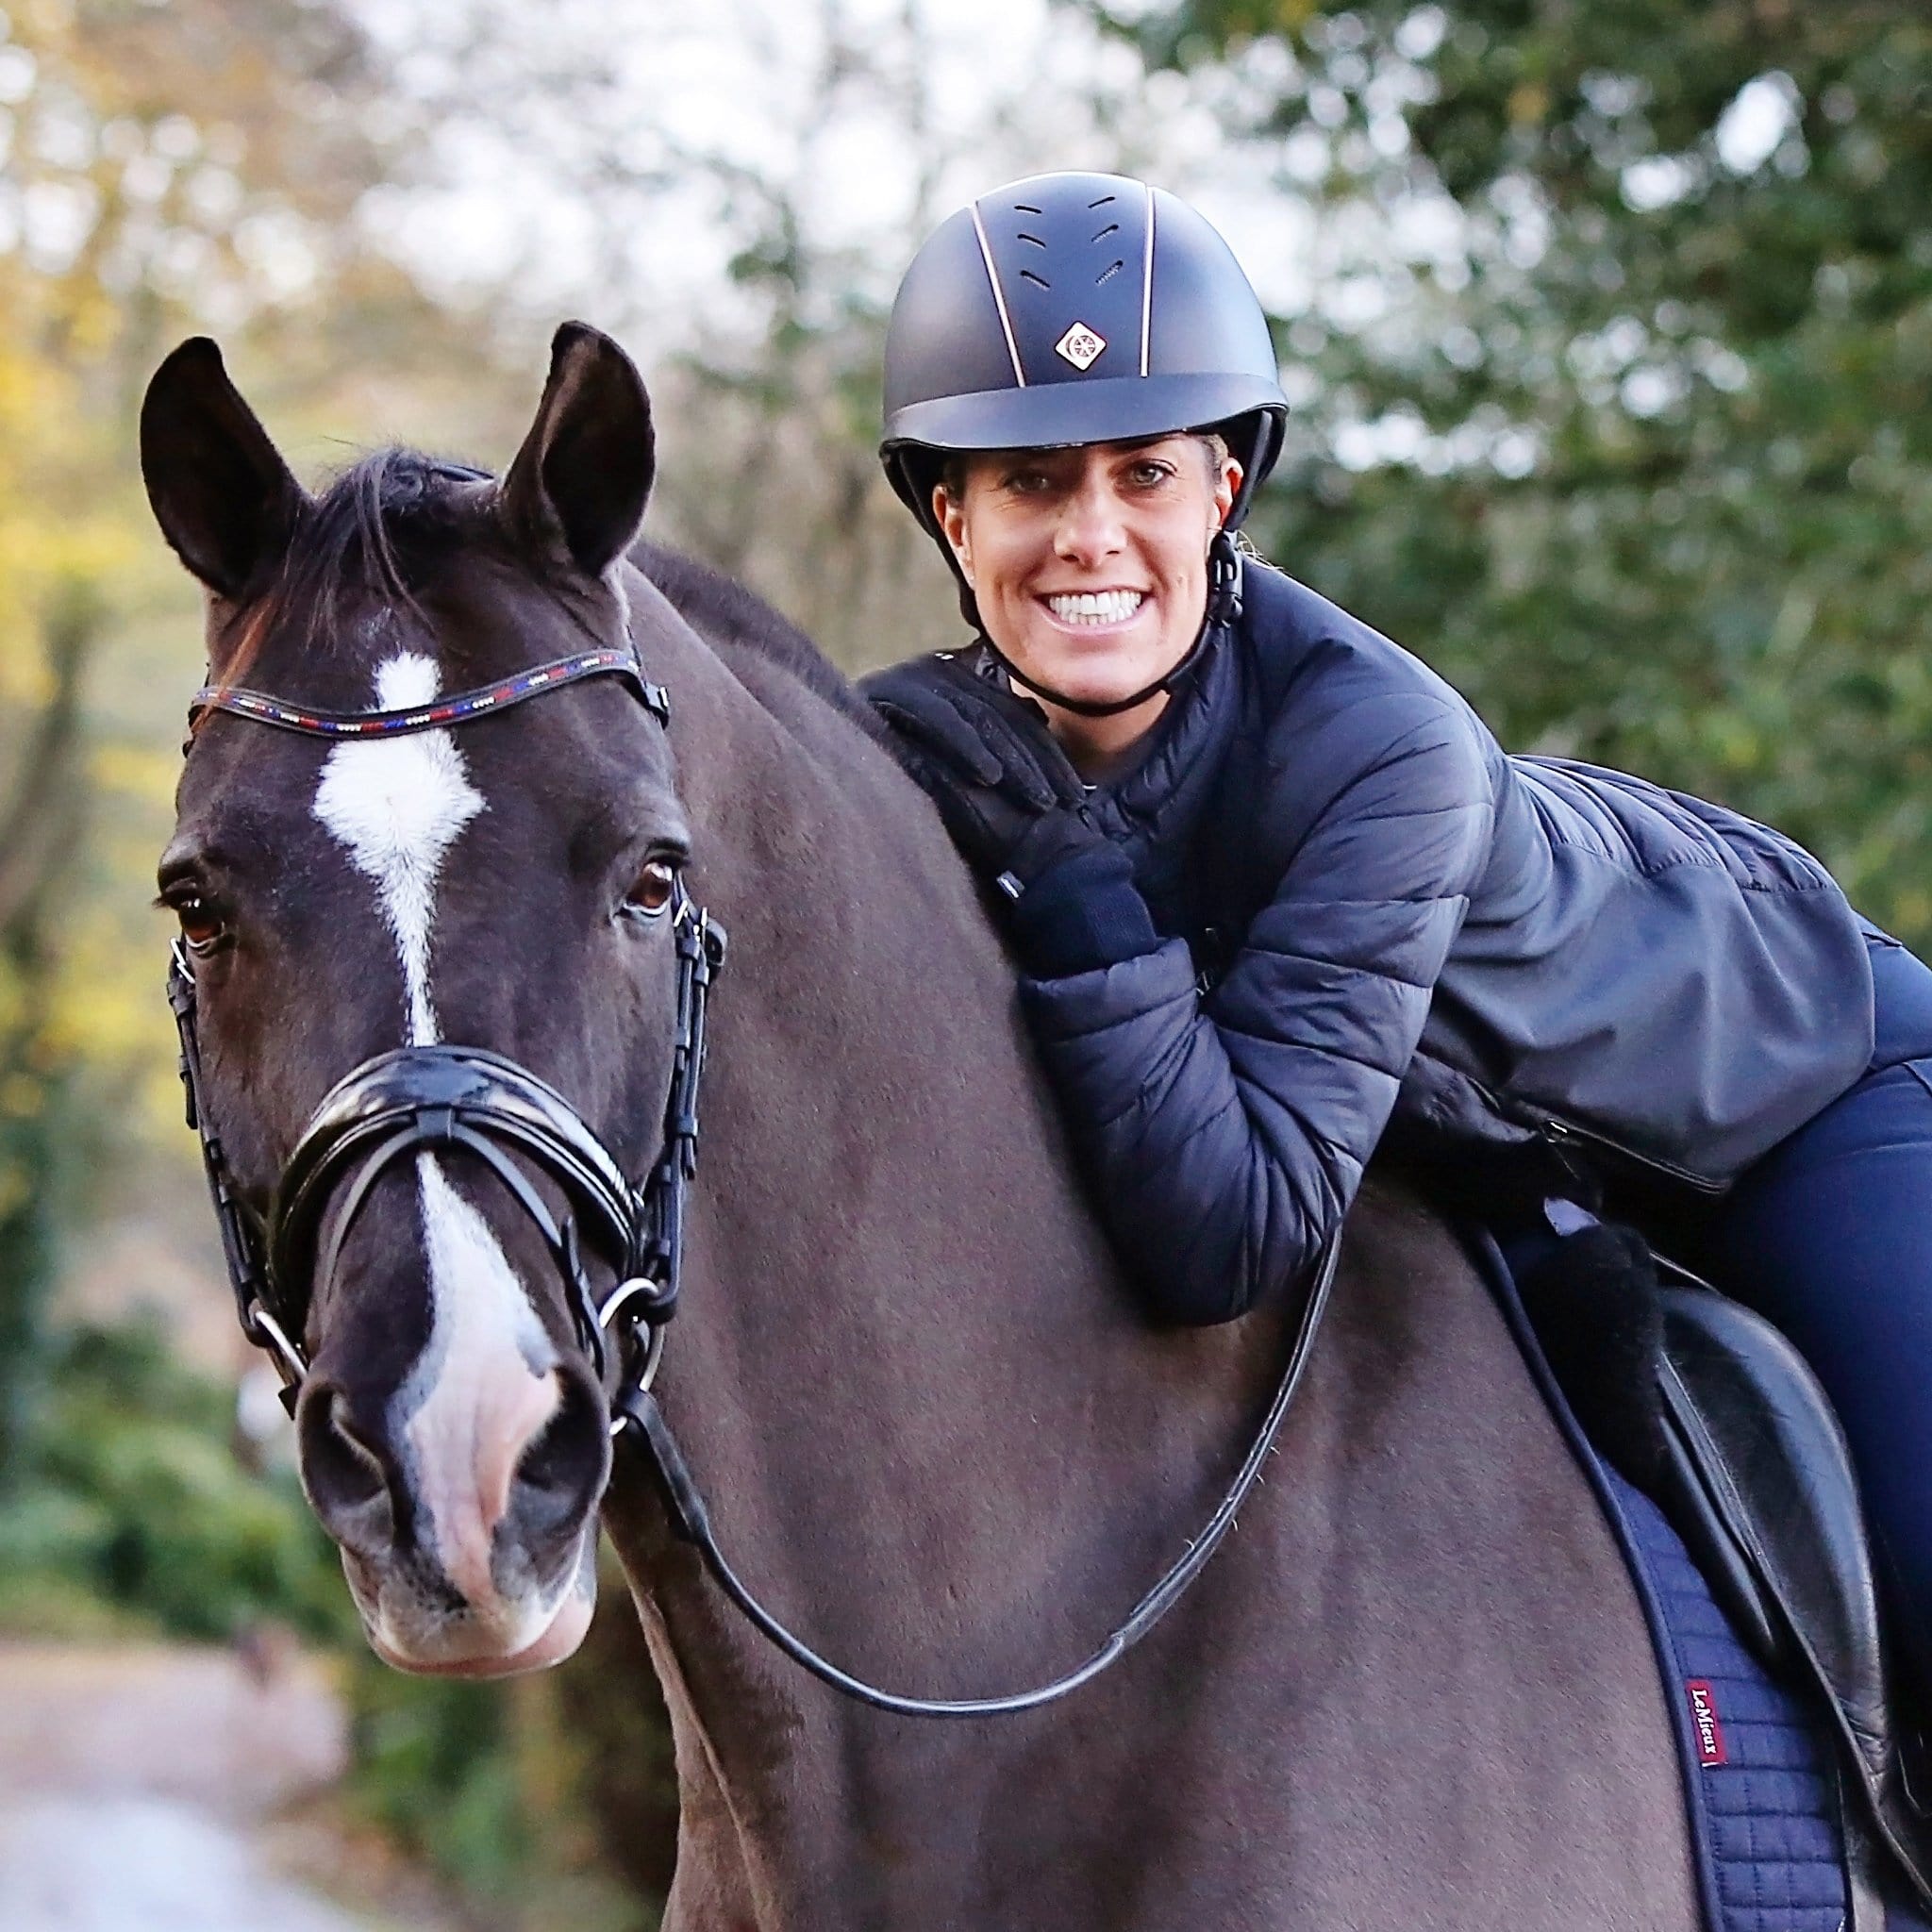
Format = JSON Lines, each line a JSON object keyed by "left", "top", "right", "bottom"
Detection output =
{"left": 1018, "top": 232, "right": 1046, "bottom": 247}
{"left": 1097, "top": 260, "right": 1124, "bottom": 283}
{"left": 1088, "top": 194, "right": 1116, "bottom": 208}
{"left": 1091, "top": 223, "right": 1120, "bottom": 242}
{"left": 1020, "top": 269, "right": 1051, "bottom": 289}
{"left": 1012, "top": 202, "right": 1043, "bottom": 214}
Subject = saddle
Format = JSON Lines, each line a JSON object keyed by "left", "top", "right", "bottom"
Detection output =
{"left": 1516, "top": 1209, "right": 1932, "bottom": 1922}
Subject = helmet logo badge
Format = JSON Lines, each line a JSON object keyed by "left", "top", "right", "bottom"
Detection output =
{"left": 1055, "top": 322, "right": 1107, "bottom": 371}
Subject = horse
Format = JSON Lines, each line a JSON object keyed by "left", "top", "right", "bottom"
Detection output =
{"left": 140, "top": 324, "right": 1703, "bottom": 1927}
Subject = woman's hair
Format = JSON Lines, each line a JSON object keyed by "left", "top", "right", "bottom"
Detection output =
{"left": 938, "top": 427, "right": 1232, "bottom": 503}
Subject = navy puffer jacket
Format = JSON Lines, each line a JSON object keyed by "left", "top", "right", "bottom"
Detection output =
{"left": 971, "top": 559, "right": 1874, "bottom": 1324}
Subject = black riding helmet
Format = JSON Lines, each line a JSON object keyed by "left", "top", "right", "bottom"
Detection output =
{"left": 881, "top": 171, "right": 1289, "bottom": 716}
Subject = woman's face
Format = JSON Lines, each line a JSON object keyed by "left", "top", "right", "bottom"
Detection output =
{"left": 934, "top": 436, "right": 1241, "bottom": 759}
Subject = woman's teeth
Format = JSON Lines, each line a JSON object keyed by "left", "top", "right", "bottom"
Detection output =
{"left": 1045, "top": 590, "right": 1145, "bottom": 625}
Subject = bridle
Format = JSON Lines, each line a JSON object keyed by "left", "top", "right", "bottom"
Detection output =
{"left": 168, "top": 645, "right": 719, "bottom": 1439}
{"left": 170, "top": 626, "right": 1334, "bottom": 1720}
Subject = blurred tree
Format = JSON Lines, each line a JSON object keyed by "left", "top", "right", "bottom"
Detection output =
{"left": 0, "top": 268, "right": 125, "bottom": 1488}
{"left": 357, "top": 0, "right": 1215, "bottom": 672}
{"left": 1092, "top": 0, "right": 1932, "bottom": 941}
{"left": 0, "top": 570, "right": 99, "bottom": 1488}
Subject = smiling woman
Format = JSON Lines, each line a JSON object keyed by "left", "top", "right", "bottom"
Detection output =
{"left": 858, "top": 174, "right": 1932, "bottom": 1741}
{"left": 932, "top": 433, "right": 1239, "bottom": 764}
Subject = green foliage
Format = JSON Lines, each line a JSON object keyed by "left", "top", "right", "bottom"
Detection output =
{"left": 344, "top": 1647, "right": 653, "bottom": 1932}
{"left": 1096, "top": 0, "right": 1932, "bottom": 942}
{"left": 0, "top": 1074, "right": 64, "bottom": 1488}
{"left": 0, "top": 1316, "right": 354, "bottom": 1642}
{"left": 347, "top": 1667, "right": 532, "bottom": 1895}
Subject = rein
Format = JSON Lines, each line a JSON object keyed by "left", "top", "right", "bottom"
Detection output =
{"left": 171, "top": 627, "right": 1332, "bottom": 1720}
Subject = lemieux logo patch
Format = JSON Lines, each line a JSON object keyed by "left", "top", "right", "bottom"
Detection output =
{"left": 1055, "top": 321, "right": 1107, "bottom": 371}
{"left": 1686, "top": 1680, "right": 1727, "bottom": 1766}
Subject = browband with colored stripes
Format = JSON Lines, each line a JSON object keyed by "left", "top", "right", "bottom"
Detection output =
{"left": 190, "top": 646, "right": 669, "bottom": 740}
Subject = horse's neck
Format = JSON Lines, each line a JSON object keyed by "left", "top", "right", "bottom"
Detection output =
{"left": 642, "top": 578, "right": 1127, "bottom": 1351}
{"left": 607, "top": 601, "right": 1287, "bottom": 1916}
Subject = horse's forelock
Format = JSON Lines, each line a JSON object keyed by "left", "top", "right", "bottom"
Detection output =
{"left": 200, "top": 449, "right": 494, "bottom": 710}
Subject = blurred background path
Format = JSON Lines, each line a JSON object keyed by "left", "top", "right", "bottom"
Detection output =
{"left": 0, "top": 1641, "right": 459, "bottom": 1932}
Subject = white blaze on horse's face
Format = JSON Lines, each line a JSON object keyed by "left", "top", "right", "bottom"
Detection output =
{"left": 312, "top": 649, "right": 585, "bottom": 1669}
{"left": 312, "top": 653, "right": 481, "bottom": 1047}
{"left": 404, "top": 1161, "right": 563, "bottom": 1623}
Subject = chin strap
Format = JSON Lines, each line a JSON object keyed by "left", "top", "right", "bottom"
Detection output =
{"left": 967, "top": 532, "right": 1244, "bottom": 719}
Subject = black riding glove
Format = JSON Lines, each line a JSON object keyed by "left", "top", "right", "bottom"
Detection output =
{"left": 863, "top": 652, "right": 1160, "bottom": 975}
{"left": 862, "top": 652, "right": 1101, "bottom": 889}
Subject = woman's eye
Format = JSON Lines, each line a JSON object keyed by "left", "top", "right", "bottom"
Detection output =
{"left": 1128, "top": 461, "right": 1174, "bottom": 488}
{"left": 624, "top": 858, "right": 679, "bottom": 920}
{"left": 173, "top": 894, "right": 227, "bottom": 955}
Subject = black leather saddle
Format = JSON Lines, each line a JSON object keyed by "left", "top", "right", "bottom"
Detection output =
{"left": 1516, "top": 1209, "right": 1932, "bottom": 1923}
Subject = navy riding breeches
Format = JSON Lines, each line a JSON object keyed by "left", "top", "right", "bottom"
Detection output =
{"left": 1698, "top": 924, "right": 1932, "bottom": 1692}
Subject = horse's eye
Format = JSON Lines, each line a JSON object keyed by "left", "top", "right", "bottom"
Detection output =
{"left": 624, "top": 858, "right": 679, "bottom": 920}
{"left": 173, "top": 893, "right": 228, "bottom": 955}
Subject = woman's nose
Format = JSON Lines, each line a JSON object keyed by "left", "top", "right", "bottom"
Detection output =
{"left": 1053, "top": 484, "right": 1125, "bottom": 564}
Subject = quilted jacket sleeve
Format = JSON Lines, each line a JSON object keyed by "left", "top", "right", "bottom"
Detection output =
{"left": 1020, "top": 690, "right": 1496, "bottom": 1324}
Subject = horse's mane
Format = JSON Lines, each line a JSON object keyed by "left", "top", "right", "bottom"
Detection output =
{"left": 633, "top": 540, "right": 892, "bottom": 748}
{"left": 213, "top": 449, "right": 891, "bottom": 751}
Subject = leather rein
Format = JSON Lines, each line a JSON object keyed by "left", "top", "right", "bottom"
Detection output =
{"left": 172, "top": 634, "right": 1334, "bottom": 1720}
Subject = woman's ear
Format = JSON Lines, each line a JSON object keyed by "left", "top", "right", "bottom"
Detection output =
{"left": 933, "top": 482, "right": 974, "bottom": 587}
{"left": 1213, "top": 455, "right": 1244, "bottom": 531}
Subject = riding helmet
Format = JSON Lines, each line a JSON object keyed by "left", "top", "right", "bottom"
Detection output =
{"left": 880, "top": 171, "right": 1290, "bottom": 544}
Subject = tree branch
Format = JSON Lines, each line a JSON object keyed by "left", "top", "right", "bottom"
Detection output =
{"left": 0, "top": 587, "right": 99, "bottom": 938}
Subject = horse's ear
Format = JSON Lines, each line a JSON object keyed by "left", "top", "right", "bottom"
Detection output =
{"left": 501, "top": 322, "right": 655, "bottom": 578}
{"left": 140, "top": 337, "right": 306, "bottom": 600}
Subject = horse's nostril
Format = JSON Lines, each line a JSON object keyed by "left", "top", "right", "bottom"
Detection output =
{"left": 298, "top": 1388, "right": 399, "bottom": 1553}
{"left": 509, "top": 1372, "right": 610, "bottom": 1539}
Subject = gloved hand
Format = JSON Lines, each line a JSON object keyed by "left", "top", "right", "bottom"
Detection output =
{"left": 862, "top": 652, "right": 1104, "bottom": 889}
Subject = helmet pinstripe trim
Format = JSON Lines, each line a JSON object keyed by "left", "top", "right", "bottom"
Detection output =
{"left": 878, "top": 172, "right": 1289, "bottom": 534}
{"left": 970, "top": 200, "right": 1027, "bottom": 388}
{"left": 1139, "top": 181, "right": 1156, "bottom": 377}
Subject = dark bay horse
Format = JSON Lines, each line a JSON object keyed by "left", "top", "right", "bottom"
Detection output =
{"left": 141, "top": 325, "right": 1700, "bottom": 1926}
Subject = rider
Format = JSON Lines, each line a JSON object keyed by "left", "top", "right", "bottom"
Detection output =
{"left": 861, "top": 170, "right": 1932, "bottom": 1699}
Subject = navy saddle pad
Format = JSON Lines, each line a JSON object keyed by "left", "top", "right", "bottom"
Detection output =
{"left": 1481, "top": 1225, "right": 1932, "bottom": 1932}
{"left": 1607, "top": 1459, "right": 1850, "bottom": 1931}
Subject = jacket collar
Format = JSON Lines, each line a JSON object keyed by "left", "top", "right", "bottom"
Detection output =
{"left": 1090, "top": 615, "right": 1242, "bottom": 848}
